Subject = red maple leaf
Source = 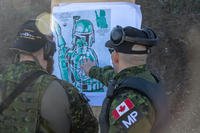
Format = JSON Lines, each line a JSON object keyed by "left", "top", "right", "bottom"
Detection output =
{"left": 119, "top": 105, "right": 126, "bottom": 112}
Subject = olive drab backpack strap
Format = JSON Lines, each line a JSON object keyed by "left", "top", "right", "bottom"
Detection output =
{"left": 34, "top": 74, "right": 57, "bottom": 133}
{"left": 0, "top": 70, "right": 47, "bottom": 114}
{"left": 57, "top": 80, "right": 98, "bottom": 133}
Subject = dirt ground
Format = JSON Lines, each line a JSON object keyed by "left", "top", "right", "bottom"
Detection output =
{"left": 137, "top": 0, "right": 200, "bottom": 132}
{"left": 0, "top": 0, "right": 200, "bottom": 132}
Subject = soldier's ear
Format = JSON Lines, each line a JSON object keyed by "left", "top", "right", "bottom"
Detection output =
{"left": 112, "top": 51, "right": 119, "bottom": 64}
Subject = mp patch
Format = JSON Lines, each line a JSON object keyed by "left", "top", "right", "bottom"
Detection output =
{"left": 121, "top": 111, "right": 138, "bottom": 128}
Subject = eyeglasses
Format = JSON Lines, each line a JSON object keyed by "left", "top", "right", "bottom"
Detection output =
{"left": 108, "top": 48, "right": 115, "bottom": 54}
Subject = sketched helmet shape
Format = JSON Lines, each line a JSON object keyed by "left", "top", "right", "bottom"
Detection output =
{"left": 72, "top": 17, "right": 95, "bottom": 47}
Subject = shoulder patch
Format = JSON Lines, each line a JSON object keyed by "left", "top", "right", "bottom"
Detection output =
{"left": 120, "top": 111, "right": 138, "bottom": 129}
{"left": 112, "top": 98, "right": 135, "bottom": 120}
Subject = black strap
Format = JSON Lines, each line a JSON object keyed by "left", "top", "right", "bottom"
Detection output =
{"left": 99, "top": 80, "right": 117, "bottom": 133}
{"left": 99, "top": 76, "right": 168, "bottom": 133}
{"left": 117, "top": 77, "right": 169, "bottom": 133}
{"left": 0, "top": 70, "right": 47, "bottom": 113}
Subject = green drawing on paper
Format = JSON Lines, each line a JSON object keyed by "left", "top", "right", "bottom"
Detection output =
{"left": 54, "top": 21, "right": 69, "bottom": 81}
{"left": 54, "top": 16, "right": 104, "bottom": 92}
{"left": 95, "top": 10, "right": 108, "bottom": 29}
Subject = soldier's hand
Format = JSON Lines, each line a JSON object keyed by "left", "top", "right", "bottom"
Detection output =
{"left": 81, "top": 59, "right": 96, "bottom": 76}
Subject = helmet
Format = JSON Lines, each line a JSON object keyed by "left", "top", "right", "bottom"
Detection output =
{"left": 72, "top": 17, "right": 95, "bottom": 47}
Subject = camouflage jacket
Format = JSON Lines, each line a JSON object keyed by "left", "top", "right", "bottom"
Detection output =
{"left": 0, "top": 61, "right": 49, "bottom": 133}
{"left": 0, "top": 61, "right": 98, "bottom": 133}
{"left": 89, "top": 65, "right": 156, "bottom": 133}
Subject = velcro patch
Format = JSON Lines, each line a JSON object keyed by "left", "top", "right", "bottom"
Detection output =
{"left": 112, "top": 98, "right": 135, "bottom": 120}
{"left": 120, "top": 111, "right": 138, "bottom": 129}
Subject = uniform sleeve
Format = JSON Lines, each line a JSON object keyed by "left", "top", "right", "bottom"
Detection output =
{"left": 89, "top": 66, "right": 116, "bottom": 86}
{"left": 108, "top": 89, "right": 156, "bottom": 133}
{"left": 41, "top": 80, "right": 71, "bottom": 133}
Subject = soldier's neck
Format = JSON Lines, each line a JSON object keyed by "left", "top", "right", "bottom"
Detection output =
{"left": 118, "top": 62, "right": 146, "bottom": 73}
{"left": 19, "top": 54, "right": 35, "bottom": 62}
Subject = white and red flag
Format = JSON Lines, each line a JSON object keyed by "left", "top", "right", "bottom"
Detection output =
{"left": 112, "top": 98, "right": 135, "bottom": 120}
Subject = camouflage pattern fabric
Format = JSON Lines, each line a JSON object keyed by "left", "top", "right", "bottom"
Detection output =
{"left": 108, "top": 89, "right": 155, "bottom": 133}
{"left": 0, "top": 61, "right": 52, "bottom": 133}
{"left": 0, "top": 61, "right": 98, "bottom": 133}
{"left": 89, "top": 65, "right": 156, "bottom": 133}
{"left": 89, "top": 66, "right": 116, "bottom": 86}
{"left": 58, "top": 80, "right": 99, "bottom": 133}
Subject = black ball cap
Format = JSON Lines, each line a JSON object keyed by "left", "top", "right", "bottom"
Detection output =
{"left": 11, "top": 19, "right": 48, "bottom": 52}
{"left": 105, "top": 26, "right": 158, "bottom": 54}
{"left": 105, "top": 26, "right": 148, "bottom": 49}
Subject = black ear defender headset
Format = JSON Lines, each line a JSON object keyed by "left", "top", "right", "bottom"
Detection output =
{"left": 43, "top": 40, "right": 56, "bottom": 61}
{"left": 34, "top": 16, "right": 57, "bottom": 61}
{"left": 43, "top": 36, "right": 56, "bottom": 61}
{"left": 109, "top": 25, "right": 158, "bottom": 54}
{"left": 10, "top": 19, "right": 56, "bottom": 62}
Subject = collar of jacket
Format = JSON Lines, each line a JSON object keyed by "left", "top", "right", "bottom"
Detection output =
{"left": 2, "top": 61, "right": 46, "bottom": 85}
{"left": 113, "top": 65, "right": 147, "bottom": 81}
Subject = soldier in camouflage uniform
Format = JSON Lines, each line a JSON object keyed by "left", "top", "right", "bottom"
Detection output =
{"left": 0, "top": 19, "right": 98, "bottom": 133}
{"left": 82, "top": 26, "right": 168, "bottom": 133}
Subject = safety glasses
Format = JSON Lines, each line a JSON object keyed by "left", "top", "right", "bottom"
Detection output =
{"left": 108, "top": 48, "right": 115, "bottom": 54}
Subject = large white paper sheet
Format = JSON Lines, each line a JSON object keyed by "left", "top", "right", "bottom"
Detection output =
{"left": 52, "top": 2, "right": 142, "bottom": 106}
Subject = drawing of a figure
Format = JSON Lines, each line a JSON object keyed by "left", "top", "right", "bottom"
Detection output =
{"left": 54, "top": 16, "right": 104, "bottom": 92}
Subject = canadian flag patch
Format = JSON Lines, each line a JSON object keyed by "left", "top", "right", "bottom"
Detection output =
{"left": 112, "top": 98, "right": 135, "bottom": 120}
